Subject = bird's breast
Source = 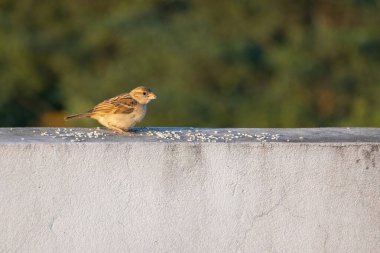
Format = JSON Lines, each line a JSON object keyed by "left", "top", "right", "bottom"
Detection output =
{"left": 99, "top": 104, "right": 146, "bottom": 129}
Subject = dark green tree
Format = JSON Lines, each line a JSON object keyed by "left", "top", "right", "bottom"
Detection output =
{"left": 0, "top": 0, "right": 379, "bottom": 127}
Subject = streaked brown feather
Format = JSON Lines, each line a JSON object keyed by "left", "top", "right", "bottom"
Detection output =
{"left": 88, "top": 93, "right": 137, "bottom": 115}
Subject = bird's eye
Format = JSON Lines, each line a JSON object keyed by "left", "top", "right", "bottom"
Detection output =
{"left": 143, "top": 92, "right": 147, "bottom": 95}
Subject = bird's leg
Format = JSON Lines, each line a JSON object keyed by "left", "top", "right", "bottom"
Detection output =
{"left": 107, "top": 124, "right": 129, "bottom": 135}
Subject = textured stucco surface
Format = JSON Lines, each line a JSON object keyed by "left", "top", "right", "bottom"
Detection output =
{"left": 0, "top": 128, "right": 380, "bottom": 253}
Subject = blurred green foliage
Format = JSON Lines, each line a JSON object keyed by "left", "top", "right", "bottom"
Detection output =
{"left": 0, "top": 0, "right": 380, "bottom": 127}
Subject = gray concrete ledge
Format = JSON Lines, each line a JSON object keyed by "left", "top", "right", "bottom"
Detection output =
{"left": 1, "top": 127, "right": 380, "bottom": 143}
{"left": 0, "top": 128, "right": 379, "bottom": 253}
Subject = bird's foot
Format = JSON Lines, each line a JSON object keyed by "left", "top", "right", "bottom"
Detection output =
{"left": 106, "top": 126, "right": 129, "bottom": 135}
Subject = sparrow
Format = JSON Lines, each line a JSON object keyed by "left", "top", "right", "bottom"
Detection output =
{"left": 64, "top": 86, "right": 157, "bottom": 133}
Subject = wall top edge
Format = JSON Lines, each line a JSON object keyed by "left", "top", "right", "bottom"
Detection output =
{"left": 1, "top": 127, "right": 380, "bottom": 144}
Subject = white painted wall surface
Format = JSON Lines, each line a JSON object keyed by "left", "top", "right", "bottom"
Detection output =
{"left": 0, "top": 128, "right": 379, "bottom": 253}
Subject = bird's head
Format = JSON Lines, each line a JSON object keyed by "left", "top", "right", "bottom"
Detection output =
{"left": 129, "top": 86, "right": 157, "bottom": 104}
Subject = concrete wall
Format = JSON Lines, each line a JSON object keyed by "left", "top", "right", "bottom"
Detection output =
{"left": 0, "top": 128, "right": 379, "bottom": 253}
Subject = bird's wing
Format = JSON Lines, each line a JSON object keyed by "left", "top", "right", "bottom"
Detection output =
{"left": 89, "top": 93, "right": 137, "bottom": 115}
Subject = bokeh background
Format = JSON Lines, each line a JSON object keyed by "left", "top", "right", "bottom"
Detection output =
{"left": 1, "top": 0, "right": 380, "bottom": 128}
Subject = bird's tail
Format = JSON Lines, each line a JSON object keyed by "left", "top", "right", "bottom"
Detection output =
{"left": 64, "top": 113, "right": 91, "bottom": 121}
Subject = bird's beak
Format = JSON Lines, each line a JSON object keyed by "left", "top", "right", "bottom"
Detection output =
{"left": 149, "top": 93, "right": 157, "bottom": 100}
